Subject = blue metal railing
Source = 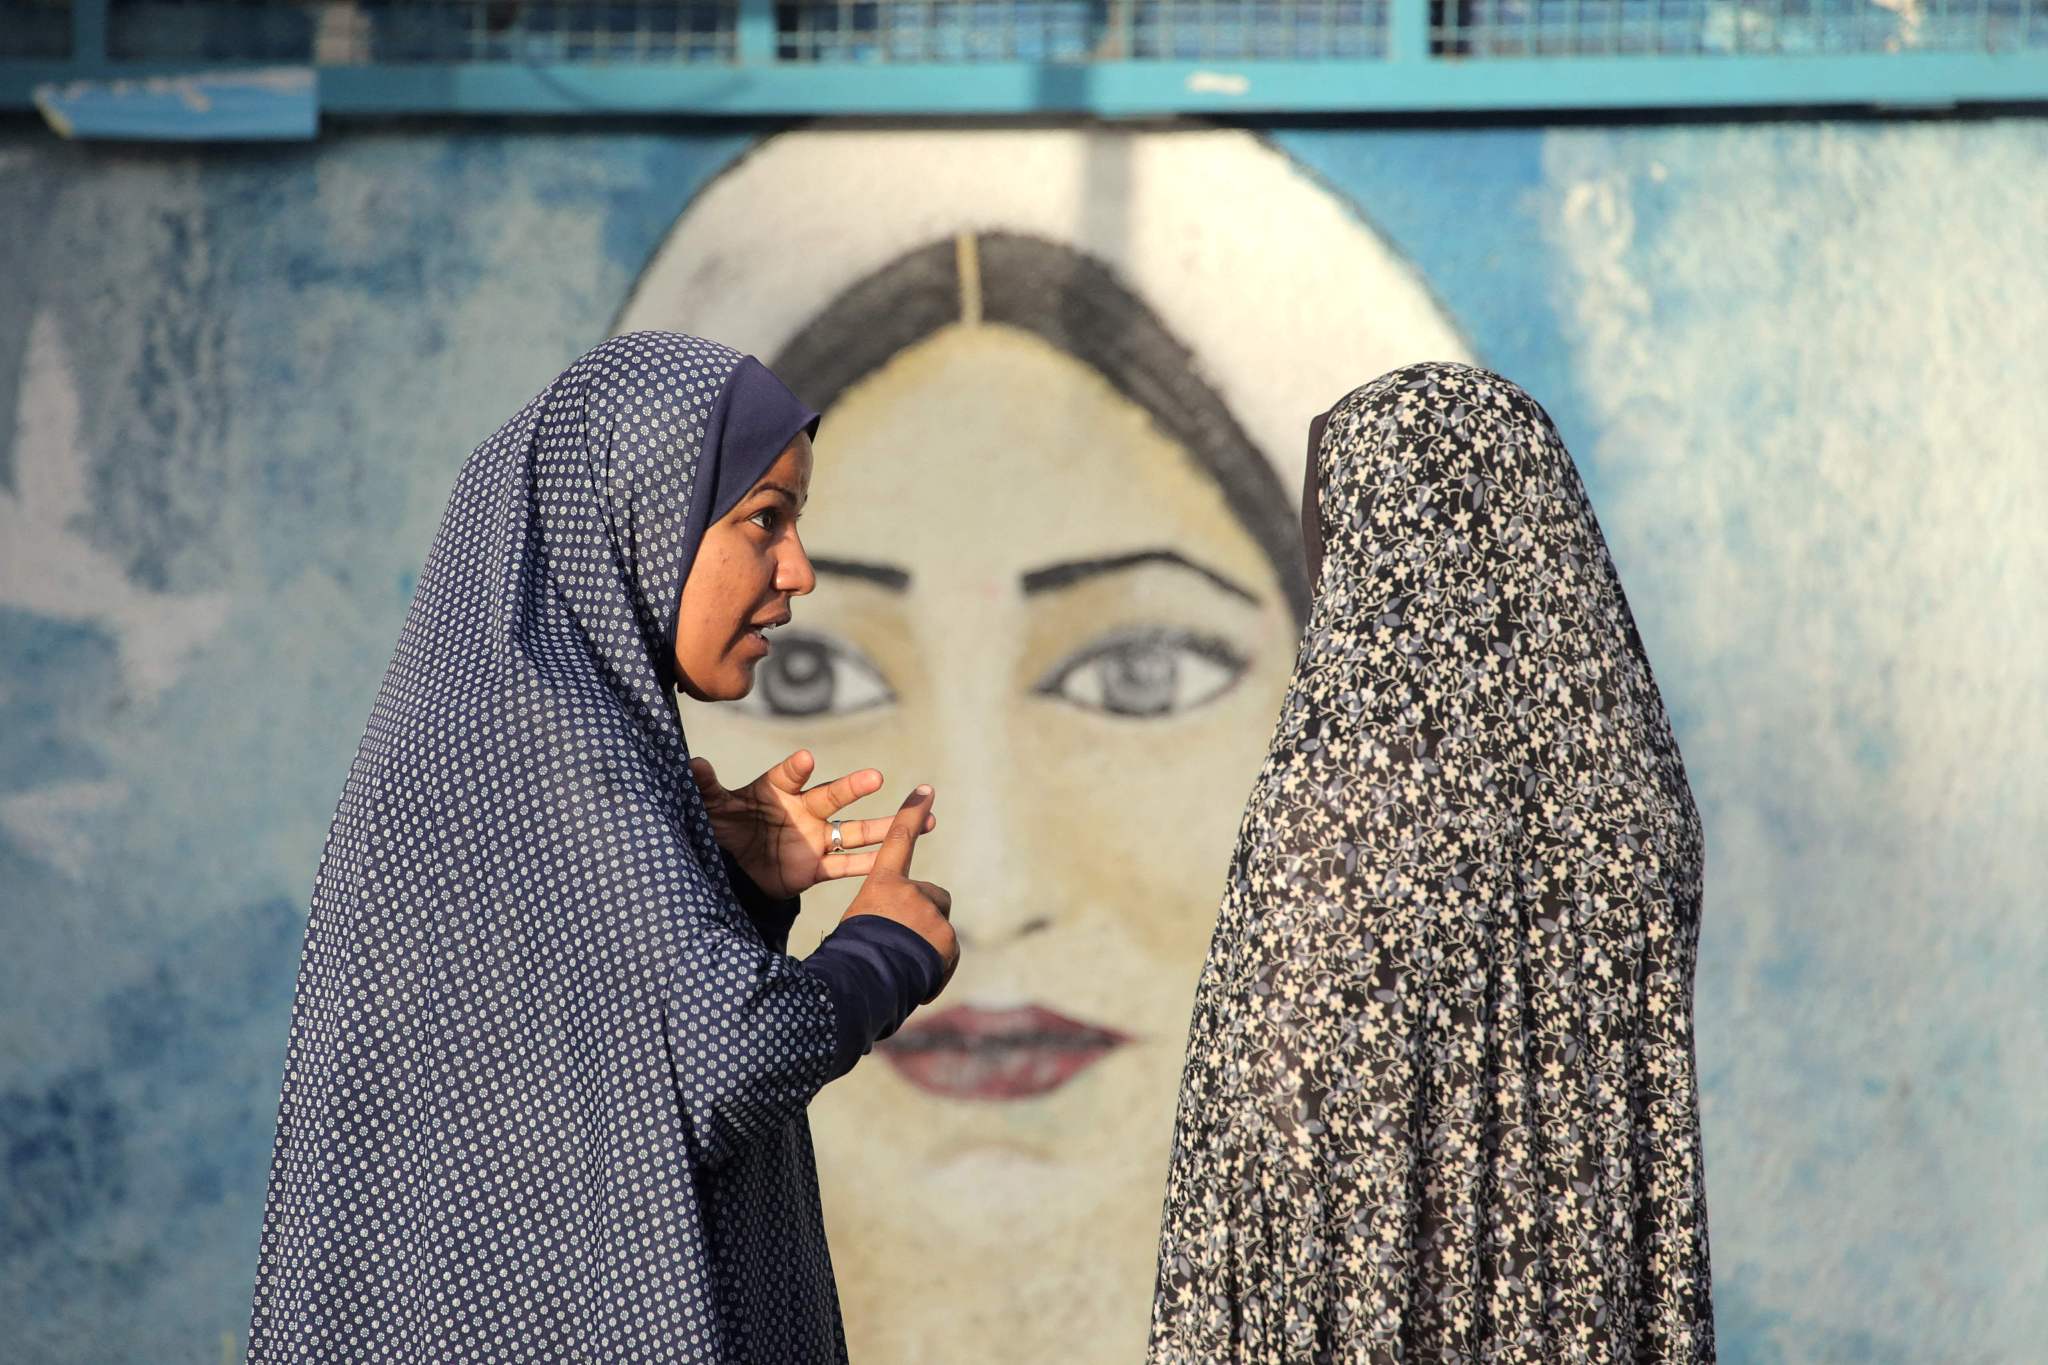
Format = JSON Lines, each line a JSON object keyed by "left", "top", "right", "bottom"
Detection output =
{"left": 4, "top": 0, "right": 2044, "bottom": 117}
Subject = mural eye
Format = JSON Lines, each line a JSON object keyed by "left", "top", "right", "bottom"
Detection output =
{"left": 735, "top": 630, "right": 894, "bottom": 719}
{"left": 1035, "top": 628, "right": 1248, "bottom": 719}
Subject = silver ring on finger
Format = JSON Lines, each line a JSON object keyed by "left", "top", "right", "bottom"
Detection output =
{"left": 827, "top": 819, "right": 846, "bottom": 856}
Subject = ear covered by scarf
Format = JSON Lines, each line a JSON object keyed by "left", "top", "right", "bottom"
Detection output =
{"left": 1300, "top": 403, "right": 1333, "bottom": 588}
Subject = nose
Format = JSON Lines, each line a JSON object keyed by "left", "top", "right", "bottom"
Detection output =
{"left": 779, "top": 528, "right": 817, "bottom": 597}
{"left": 932, "top": 668, "right": 1052, "bottom": 951}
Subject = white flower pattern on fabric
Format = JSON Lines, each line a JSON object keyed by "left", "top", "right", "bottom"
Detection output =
{"left": 1150, "top": 363, "right": 1713, "bottom": 1364}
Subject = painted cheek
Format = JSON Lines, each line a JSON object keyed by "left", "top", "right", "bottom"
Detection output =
{"left": 1023, "top": 652, "right": 1290, "bottom": 968}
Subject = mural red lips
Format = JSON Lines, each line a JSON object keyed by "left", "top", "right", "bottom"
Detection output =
{"left": 878, "top": 1004, "right": 1131, "bottom": 1100}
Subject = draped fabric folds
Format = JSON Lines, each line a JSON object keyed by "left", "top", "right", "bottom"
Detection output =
{"left": 247, "top": 332, "right": 856, "bottom": 1363}
{"left": 1151, "top": 363, "right": 1714, "bottom": 1363}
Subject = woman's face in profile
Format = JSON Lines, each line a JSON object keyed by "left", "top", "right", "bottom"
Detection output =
{"left": 673, "top": 433, "right": 816, "bottom": 704}
{"left": 683, "top": 321, "right": 1297, "bottom": 1361}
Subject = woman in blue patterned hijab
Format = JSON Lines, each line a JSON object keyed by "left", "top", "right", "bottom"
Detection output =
{"left": 246, "top": 331, "right": 955, "bottom": 1363}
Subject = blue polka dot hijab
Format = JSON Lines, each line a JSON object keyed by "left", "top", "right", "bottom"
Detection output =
{"left": 246, "top": 333, "right": 860, "bottom": 1362}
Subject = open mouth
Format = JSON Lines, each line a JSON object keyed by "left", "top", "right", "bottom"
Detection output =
{"left": 742, "top": 612, "right": 790, "bottom": 649}
{"left": 878, "top": 1003, "right": 1131, "bottom": 1101}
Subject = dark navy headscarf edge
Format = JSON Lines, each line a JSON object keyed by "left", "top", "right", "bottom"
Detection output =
{"left": 661, "top": 354, "right": 820, "bottom": 687}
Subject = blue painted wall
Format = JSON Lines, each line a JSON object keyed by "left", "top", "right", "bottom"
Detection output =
{"left": 1, "top": 116, "right": 2043, "bottom": 1362}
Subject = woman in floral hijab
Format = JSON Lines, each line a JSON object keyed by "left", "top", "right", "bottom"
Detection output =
{"left": 1150, "top": 363, "right": 1713, "bottom": 1362}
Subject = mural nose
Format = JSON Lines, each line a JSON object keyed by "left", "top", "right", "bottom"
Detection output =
{"left": 940, "top": 770, "right": 1053, "bottom": 950}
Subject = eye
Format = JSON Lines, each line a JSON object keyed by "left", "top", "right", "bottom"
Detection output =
{"left": 732, "top": 630, "right": 894, "bottom": 720}
{"left": 748, "top": 506, "right": 780, "bottom": 532}
{"left": 1034, "top": 628, "right": 1249, "bottom": 719}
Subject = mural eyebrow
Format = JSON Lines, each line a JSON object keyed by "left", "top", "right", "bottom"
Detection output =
{"left": 1021, "top": 550, "right": 1260, "bottom": 606}
{"left": 813, "top": 557, "right": 911, "bottom": 591}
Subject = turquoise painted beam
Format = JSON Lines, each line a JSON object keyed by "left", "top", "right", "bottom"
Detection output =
{"left": 4, "top": 53, "right": 2044, "bottom": 122}
{"left": 316, "top": 53, "right": 2048, "bottom": 115}
{"left": 33, "top": 67, "right": 318, "bottom": 140}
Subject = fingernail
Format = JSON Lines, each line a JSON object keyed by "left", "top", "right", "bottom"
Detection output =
{"left": 914, "top": 784, "right": 932, "bottom": 797}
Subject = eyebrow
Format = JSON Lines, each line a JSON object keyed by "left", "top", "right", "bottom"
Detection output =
{"left": 747, "top": 481, "right": 805, "bottom": 508}
{"left": 1020, "top": 550, "right": 1260, "bottom": 605}
{"left": 812, "top": 556, "right": 911, "bottom": 591}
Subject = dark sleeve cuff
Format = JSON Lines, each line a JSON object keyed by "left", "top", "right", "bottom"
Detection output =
{"left": 718, "top": 846, "right": 801, "bottom": 953}
{"left": 800, "top": 915, "right": 946, "bottom": 1082}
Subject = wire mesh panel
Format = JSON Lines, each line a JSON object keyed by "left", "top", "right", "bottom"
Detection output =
{"left": 1430, "top": 0, "right": 2048, "bottom": 54}
{"left": 779, "top": 0, "right": 1089, "bottom": 61}
{"left": 1128, "top": 0, "right": 1389, "bottom": 57}
{"left": 19, "top": 0, "right": 1403, "bottom": 70}
{"left": 101, "top": 0, "right": 738, "bottom": 63}
{"left": 2, "top": 0, "right": 76, "bottom": 57}
{"left": 111, "top": 0, "right": 310, "bottom": 58}
{"left": 18, "top": 0, "right": 2042, "bottom": 66}
{"left": 774, "top": 0, "right": 1388, "bottom": 60}
{"left": 7, "top": 0, "right": 2045, "bottom": 118}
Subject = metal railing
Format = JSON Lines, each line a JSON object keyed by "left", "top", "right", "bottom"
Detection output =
{"left": 4, "top": 0, "right": 2044, "bottom": 116}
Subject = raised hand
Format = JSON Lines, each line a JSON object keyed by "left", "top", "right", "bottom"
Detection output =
{"left": 845, "top": 785, "right": 958, "bottom": 998}
{"left": 689, "top": 748, "right": 939, "bottom": 901}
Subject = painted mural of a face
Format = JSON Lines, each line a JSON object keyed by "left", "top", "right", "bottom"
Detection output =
{"left": 721, "top": 233, "right": 1307, "bottom": 1359}
{"left": 616, "top": 126, "right": 1472, "bottom": 1361}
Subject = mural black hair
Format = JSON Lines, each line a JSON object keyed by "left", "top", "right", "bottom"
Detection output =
{"left": 772, "top": 231, "right": 1311, "bottom": 625}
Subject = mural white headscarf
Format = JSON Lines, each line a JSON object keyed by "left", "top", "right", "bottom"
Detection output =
{"left": 615, "top": 126, "right": 1474, "bottom": 499}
